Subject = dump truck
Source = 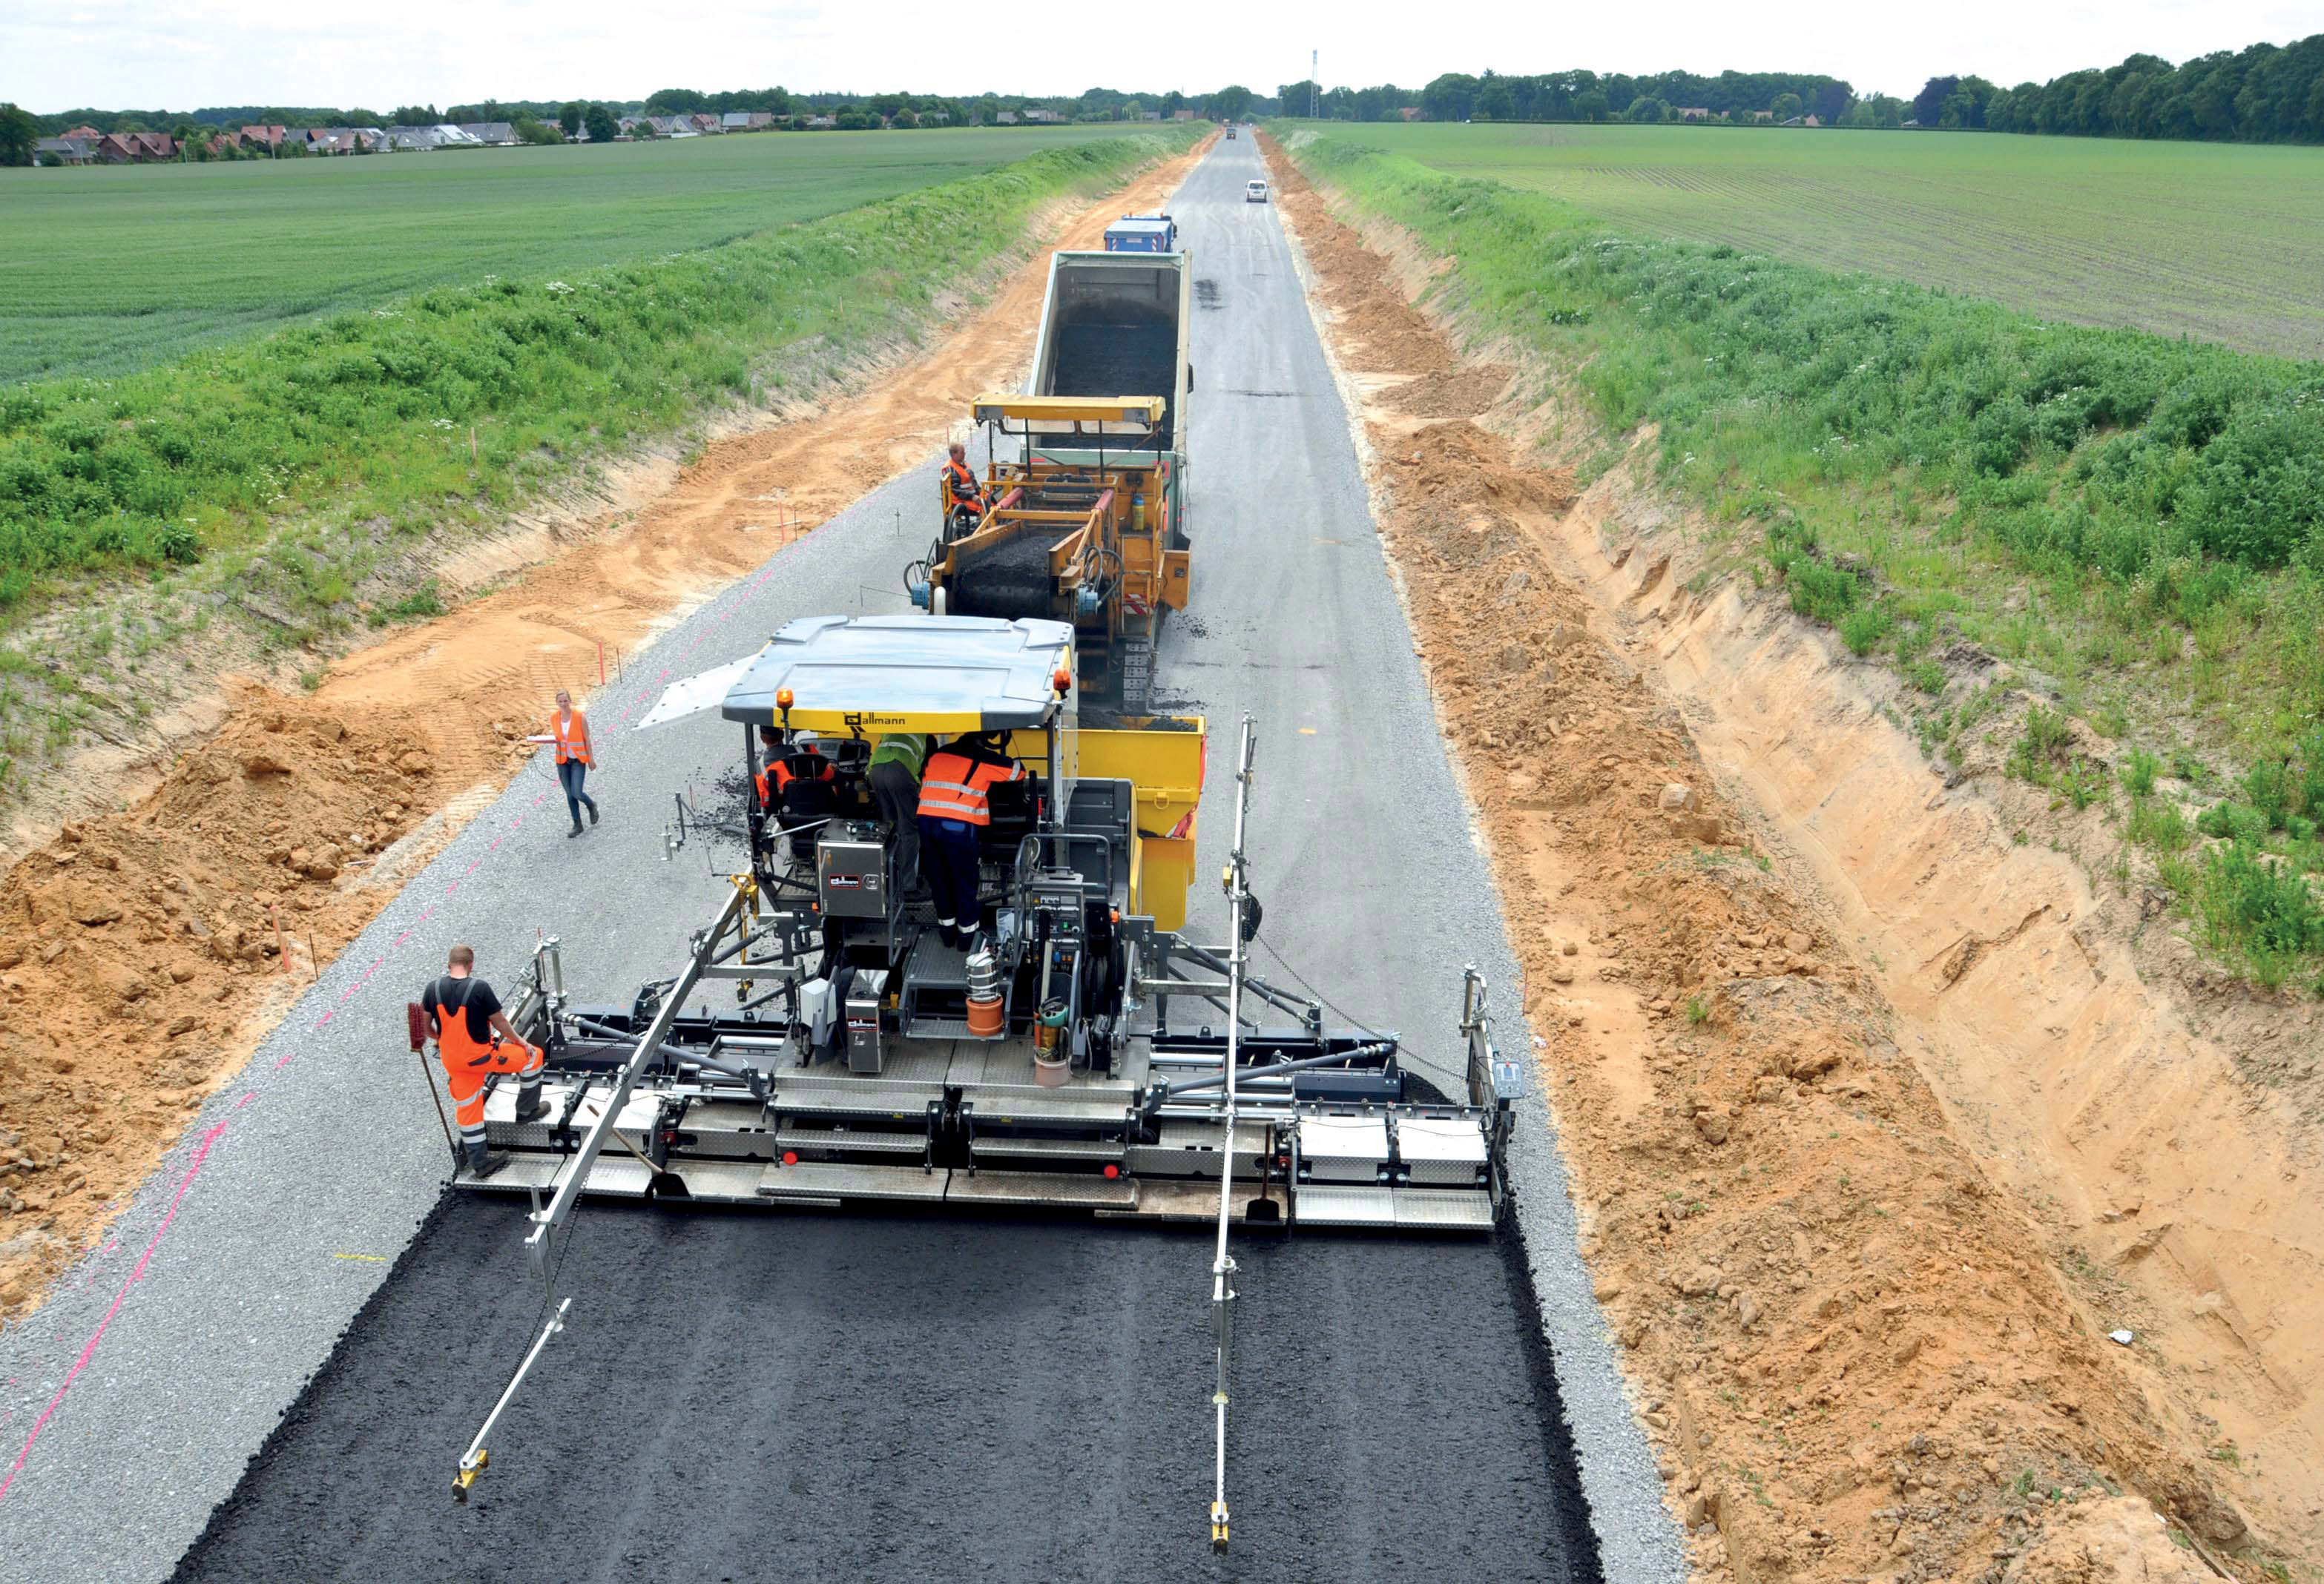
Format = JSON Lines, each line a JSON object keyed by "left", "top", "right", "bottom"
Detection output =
{"left": 909, "top": 248, "right": 1193, "bottom": 705}
{"left": 1102, "top": 213, "right": 1177, "bottom": 252}
{"left": 432, "top": 615, "right": 1524, "bottom": 1546}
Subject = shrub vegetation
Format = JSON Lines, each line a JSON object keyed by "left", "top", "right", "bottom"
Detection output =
{"left": 1280, "top": 128, "right": 2324, "bottom": 989}
{"left": 0, "top": 131, "right": 1193, "bottom": 623}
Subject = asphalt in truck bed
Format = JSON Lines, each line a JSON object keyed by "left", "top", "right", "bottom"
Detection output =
{"left": 174, "top": 1201, "right": 1592, "bottom": 1582}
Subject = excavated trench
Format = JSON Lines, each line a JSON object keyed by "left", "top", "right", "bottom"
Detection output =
{"left": 1263, "top": 129, "right": 2314, "bottom": 1579}
{"left": 171, "top": 1198, "right": 1602, "bottom": 1583}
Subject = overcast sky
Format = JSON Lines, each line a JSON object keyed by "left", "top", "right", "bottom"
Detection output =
{"left": 10, "top": 0, "right": 2317, "bottom": 112}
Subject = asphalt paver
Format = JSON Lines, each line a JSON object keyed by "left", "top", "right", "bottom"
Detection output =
{"left": 3, "top": 139, "right": 1677, "bottom": 1582}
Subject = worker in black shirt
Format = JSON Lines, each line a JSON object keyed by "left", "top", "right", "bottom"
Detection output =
{"left": 421, "top": 945, "right": 543, "bottom": 1178}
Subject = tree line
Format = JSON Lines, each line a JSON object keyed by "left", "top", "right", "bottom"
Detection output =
{"left": 9, "top": 83, "right": 1264, "bottom": 152}
{"left": 1910, "top": 35, "right": 2324, "bottom": 142}
{"left": 1272, "top": 32, "right": 2324, "bottom": 145}
{"left": 16, "top": 33, "right": 2315, "bottom": 161}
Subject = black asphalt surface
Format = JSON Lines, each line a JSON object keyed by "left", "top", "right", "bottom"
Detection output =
{"left": 176, "top": 1202, "right": 1585, "bottom": 1582}
{"left": 158, "top": 140, "right": 1613, "bottom": 1583}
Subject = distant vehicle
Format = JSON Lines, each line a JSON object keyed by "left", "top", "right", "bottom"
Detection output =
{"left": 1103, "top": 214, "right": 1179, "bottom": 252}
{"left": 1245, "top": 179, "right": 1268, "bottom": 204}
{"left": 1227, "top": 127, "right": 1237, "bottom": 139}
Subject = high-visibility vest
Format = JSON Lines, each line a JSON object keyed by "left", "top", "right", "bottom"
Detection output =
{"left": 757, "top": 747, "right": 834, "bottom": 810}
{"left": 917, "top": 750, "right": 1024, "bottom": 827}
{"left": 943, "top": 458, "right": 981, "bottom": 504}
{"left": 429, "top": 976, "right": 536, "bottom": 1129}
{"left": 869, "top": 732, "right": 929, "bottom": 776}
{"left": 551, "top": 709, "right": 593, "bottom": 767}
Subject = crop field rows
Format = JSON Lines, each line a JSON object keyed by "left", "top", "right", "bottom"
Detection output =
{"left": 0, "top": 125, "right": 1165, "bottom": 383}
{"left": 1343, "top": 123, "right": 2324, "bottom": 360}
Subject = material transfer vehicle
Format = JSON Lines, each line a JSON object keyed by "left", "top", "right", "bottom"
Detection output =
{"left": 910, "top": 249, "right": 1195, "bottom": 704}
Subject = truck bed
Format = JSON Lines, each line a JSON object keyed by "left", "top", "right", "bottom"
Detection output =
{"left": 1047, "top": 306, "right": 1180, "bottom": 446}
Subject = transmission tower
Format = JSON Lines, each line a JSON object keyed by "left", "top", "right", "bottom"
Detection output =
{"left": 1311, "top": 50, "right": 1320, "bottom": 119}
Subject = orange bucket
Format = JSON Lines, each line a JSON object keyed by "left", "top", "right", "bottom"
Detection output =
{"left": 965, "top": 994, "right": 1004, "bottom": 1037}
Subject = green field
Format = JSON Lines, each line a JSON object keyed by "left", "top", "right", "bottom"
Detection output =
{"left": 0, "top": 126, "right": 1163, "bottom": 383}
{"left": 1329, "top": 122, "right": 2324, "bottom": 360}
{"left": 1280, "top": 127, "right": 2324, "bottom": 989}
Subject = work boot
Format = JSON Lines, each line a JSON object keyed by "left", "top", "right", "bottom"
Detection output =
{"left": 587, "top": 800, "right": 599, "bottom": 826}
{"left": 513, "top": 1085, "right": 547, "bottom": 1124}
{"left": 463, "top": 1138, "right": 513, "bottom": 1179}
{"left": 567, "top": 819, "right": 584, "bottom": 839}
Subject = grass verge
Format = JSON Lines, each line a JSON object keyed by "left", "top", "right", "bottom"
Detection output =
{"left": 1273, "top": 126, "right": 2324, "bottom": 991}
{"left": 0, "top": 128, "right": 1196, "bottom": 799}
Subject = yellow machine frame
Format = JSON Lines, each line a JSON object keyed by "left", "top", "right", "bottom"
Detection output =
{"left": 924, "top": 395, "right": 1191, "bottom": 698}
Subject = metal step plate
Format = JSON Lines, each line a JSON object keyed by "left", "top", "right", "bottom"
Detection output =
{"left": 1096, "top": 1178, "right": 1289, "bottom": 1224}
{"left": 774, "top": 1126, "right": 926, "bottom": 1157}
{"left": 756, "top": 1161, "right": 950, "bottom": 1201}
{"left": 968, "top": 1135, "right": 1127, "bottom": 1164}
{"left": 1292, "top": 1183, "right": 1398, "bottom": 1227}
{"left": 458, "top": 1154, "right": 655, "bottom": 1198}
{"left": 947, "top": 1169, "right": 1137, "bottom": 1210}
{"left": 1300, "top": 1115, "right": 1390, "bottom": 1183}
{"left": 1292, "top": 1184, "right": 1495, "bottom": 1232}
{"left": 1397, "top": 1115, "right": 1490, "bottom": 1186}
{"left": 1125, "top": 1120, "right": 1272, "bottom": 1181}
{"left": 669, "top": 1159, "right": 774, "bottom": 1203}
{"left": 771, "top": 1080, "right": 946, "bottom": 1125}
{"left": 1390, "top": 1189, "right": 1496, "bottom": 1232}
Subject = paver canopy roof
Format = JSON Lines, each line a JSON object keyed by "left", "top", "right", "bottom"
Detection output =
{"left": 720, "top": 616, "right": 1072, "bottom": 733}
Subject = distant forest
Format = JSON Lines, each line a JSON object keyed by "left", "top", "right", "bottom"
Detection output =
{"left": 16, "top": 85, "right": 1241, "bottom": 139}
{"left": 1337, "top": 33, "right": 2324, "bottom": 145}
{"left": 15, "top": 30, "right": 2323, "bottom": 151}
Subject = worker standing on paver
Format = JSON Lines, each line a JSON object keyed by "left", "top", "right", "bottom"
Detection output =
{"left": 916, "top": 733, "right": 1024, "bottom": 948}
{"left": 941, "top": 442, "right": 986, "bottom": 532}
{"left": 551, "top": 689, "right": 599, "bottom": 838}
{"left": 422, "top": 945, "right": 542, "bottom": 1179}
{"left": 867, "top": 730, "right": 929, "bottom": 897}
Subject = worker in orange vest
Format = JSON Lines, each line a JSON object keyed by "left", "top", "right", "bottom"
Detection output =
{"left": 941, "top": 442, "right": 986, "bottom": 532}
{"left": 756, "top": 732, "right": 839, "bottom": 862}
{"left": 917, "top": 733, "right": 1026, "bottom": 947}
{"left": 551, "top": 688, "right": 599, "bottom": 838}
{"left": 422, "top": 944, "right": 543, "bottom": 1178}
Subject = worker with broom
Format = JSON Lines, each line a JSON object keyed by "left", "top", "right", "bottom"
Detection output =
{"left": 422, "top": 945, "right": 543, "bottom": 1179}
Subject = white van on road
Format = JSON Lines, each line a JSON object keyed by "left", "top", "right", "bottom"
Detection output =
{"left": 1245, "top": 179, "right": 1268, "bottom": 204}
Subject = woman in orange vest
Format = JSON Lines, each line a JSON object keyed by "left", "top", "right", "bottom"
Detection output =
{"left": 552, "top": 688, "right": 599, "bottom": 838}
{"left": 916, "top": 733, "right": 1025, "bottom": 948}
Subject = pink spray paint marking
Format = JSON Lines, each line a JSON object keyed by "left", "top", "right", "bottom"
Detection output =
{"left": 6, "top": 566, "right": 779, "bottom": 1494}
{"left": 0, "top": 1121, "right": 228, "bottom": 1505}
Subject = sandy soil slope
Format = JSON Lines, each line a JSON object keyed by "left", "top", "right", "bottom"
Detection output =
{"left": 1263, "top": 133, "right": 2290, "bottom": 1584}
{"left": 0, "top": 141, "right": 1208, "bottom": 1321}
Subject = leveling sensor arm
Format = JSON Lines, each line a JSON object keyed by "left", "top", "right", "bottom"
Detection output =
{"left": 451, "top": 884, "right": 750, "bottom": 1502}
{"left": 1208, "top": 713, "right": 1258, "bottom": 1553}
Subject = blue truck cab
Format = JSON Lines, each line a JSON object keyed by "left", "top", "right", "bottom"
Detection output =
{"left": 1102, "top": 214, "right": 1178, "bottom": 253}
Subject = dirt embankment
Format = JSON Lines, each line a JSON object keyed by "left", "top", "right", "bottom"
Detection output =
{"left": 1263, "top": 133, "right": 2289, "bottom": 1583}
{"left": 0, "top": 142, "right": 1210, "bottom": 1321}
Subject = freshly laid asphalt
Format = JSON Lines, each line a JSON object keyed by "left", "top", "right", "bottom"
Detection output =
{"left": 0, "top": 140, "right": 1681, "bottom": 1583}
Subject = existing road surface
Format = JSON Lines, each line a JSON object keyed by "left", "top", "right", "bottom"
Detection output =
{"left": 3, "top": 139, "right": 1673, "bottom": 1583}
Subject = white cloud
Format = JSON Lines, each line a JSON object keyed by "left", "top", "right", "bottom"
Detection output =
{"left": 7, "top": 0, "right": 2311, "bottom": 110}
